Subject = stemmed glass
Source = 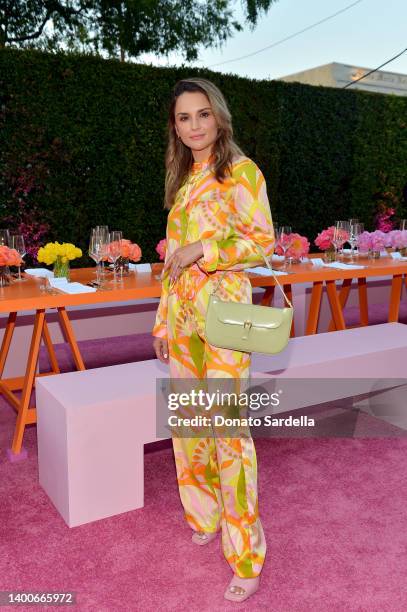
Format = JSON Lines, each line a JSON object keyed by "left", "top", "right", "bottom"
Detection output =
{"left": 88, "top": 229, "right": 107, "bottom": 284}
{"left": 400, "top": 220, "right": 407, "bottom": 231}
{"left": 276, "top": 226, "right": 293, "bottom": 270}
{"left": 10, "top": 235, "right": 26, "bottom": 281}
{"left": 332, "top": 221, "right": 350, "bottom": 260}
{"left": 348, "top": 222, "right": 364, "bottom": 261}
{"left": 95, "top": 226, "right": 109, "bottom": 275}
{"left": 0, "top": 229, "right": 10, "bottom": 247}
{"left": 107, "top": 231, "right": 122, "bottom": 283}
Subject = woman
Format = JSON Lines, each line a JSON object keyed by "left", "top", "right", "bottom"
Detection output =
{"left": 152, "top": 78, "right": 275, "bottom": 603}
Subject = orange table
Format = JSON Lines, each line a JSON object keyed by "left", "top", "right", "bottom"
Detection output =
{"left": 0, "top": 268, "right": 163, "bottom": 459}
{"left": 1, "top": 257, "right": 406, "bottom": 458}
{"left": 249, "top": 255, "right": 407, "bottom": 336}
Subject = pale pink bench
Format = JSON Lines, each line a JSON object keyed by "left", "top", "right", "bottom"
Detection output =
{"left": 36, "top": 322, "right": 407, "bottom": 527}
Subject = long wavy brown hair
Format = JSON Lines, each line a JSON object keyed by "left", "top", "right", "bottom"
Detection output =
{"left": 164, "top": 78, "right": 244, "bottom": 210}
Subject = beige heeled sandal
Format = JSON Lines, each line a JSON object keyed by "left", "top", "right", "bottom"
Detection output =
{"left": 224, "top": 575, "right": 260, "bottom": 602}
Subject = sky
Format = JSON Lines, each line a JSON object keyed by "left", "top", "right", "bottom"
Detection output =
{"left": 139, "top": 0, "right": 407, "bottom": 82}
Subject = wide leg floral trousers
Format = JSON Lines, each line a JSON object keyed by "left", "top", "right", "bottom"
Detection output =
{"left": 167, "top": 289, "right": 267, "bottom": 578}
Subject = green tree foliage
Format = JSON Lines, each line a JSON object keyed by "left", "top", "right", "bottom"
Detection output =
{"left": 1, "top": 49, "right": 406, "bottom": 266}
{"left": 0, "top": 0, "right": 277, "bottom": 60}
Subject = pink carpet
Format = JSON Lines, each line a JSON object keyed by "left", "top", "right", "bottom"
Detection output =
{"left": 39, "top": 332, "right": 156, "bottom": 373}
{"left": 1, "top": 324, "right": 407, "bottom": 610}
{"left": 2, "top": 397, "right": 407, "bottom": 611}
{"left": 343, "top": 300, "right": 407, "bottom": 327}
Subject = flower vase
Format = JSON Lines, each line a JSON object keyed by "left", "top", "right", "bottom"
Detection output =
{"left": 53, "top": 256, "right": 70, "bottom": 279}
{"left": 0, "top": 266, "right": 11, "bottom": 287}
{"left": 399, "top": 247, "right": 407, "bottom": 257}
{"left": 370, "top": 250, "right": 381, "bottom": 259}
{"left": 115, "top": 256, "right": 129, "bottom": 277}
{"left": 323, "top": 249, "right": 336, "bottom": 263}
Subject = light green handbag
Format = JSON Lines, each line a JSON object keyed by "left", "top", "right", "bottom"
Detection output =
{"left": 205, "top": 247, "right": 293, "bottom": 355}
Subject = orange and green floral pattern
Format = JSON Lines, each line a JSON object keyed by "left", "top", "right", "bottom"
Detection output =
{"left": 152, "top": 156, "right": 274, "bottom": 578}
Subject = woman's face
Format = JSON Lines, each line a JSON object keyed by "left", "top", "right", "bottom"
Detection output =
{"left": 174, "top": 91, "right": 219, "bottom": 162}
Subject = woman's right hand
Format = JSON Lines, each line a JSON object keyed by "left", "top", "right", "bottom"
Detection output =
{"left": 153, "top": 337, "right": 169, "bottom": 364}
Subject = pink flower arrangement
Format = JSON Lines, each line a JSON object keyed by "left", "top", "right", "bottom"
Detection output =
{"left": 155, "top": 238, "right": 167, "bottom": 261}
{"left": 315, "top": 226, "right": 350, "bottom": 251}
{"left": 275, "top": 233, "right": 310, "bottom": 258}
{"left": 314, "top": 227, "right": 335, "bottom": 251}
{"left": 369, "top": 230, "right": 387, "bottom": 252}
{"left": 357, "top": 231, "right": 372, "bottom": 253}
{"left": 107, "top": 239, "right": 142, "bottom": 261}
{"left": 357, "top": 230, "right": 387, "bottom": 253}
{"left": 0, "top": 246, "right": 23, "bottom": 267}
{"left": 387, "top": 230, "right": 407, "bottom": 250}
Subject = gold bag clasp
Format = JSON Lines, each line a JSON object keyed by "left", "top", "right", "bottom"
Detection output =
{"left": 242, "top": 319, "right": 252, "bottom": 340}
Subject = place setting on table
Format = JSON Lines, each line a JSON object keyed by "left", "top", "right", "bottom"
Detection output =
{"left": 246, "top": 218, "right": 407, "bottom": 280}
{"left": 1, "top": 218, "right": 406, "bottom": 295}
{"left": 0, "top": 226, "right": 152, "bottom": 296}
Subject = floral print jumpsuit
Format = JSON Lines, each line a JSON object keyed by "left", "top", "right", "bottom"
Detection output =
{"left": 152, "top": 155, "right": 275, "bottom": 578}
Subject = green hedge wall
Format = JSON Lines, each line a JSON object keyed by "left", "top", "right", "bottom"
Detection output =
{"left": 1, "top": 48, "right": 406, "bottom": 266}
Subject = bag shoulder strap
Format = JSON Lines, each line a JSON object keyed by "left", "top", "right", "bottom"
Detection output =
{"left": 211, "top": 245, "right": 294, "bottom": 309}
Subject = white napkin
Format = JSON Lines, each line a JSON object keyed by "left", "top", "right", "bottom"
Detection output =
{"left": 323, "top": 262, "right": 366, "bottom": 270}
{"left": 342, "top": 248, "right": 359, "bottom": 255}
{"left": 390, "top": 252, "right": 407, "bottom": 260}
{"left": 311, "top": 258, "right": 325, "bottom": 267}
{"left": 49, "top": 277, "right": 69, "bottom": 288}
{"left": 132, "top": 263, "right": 151, "bottom": 273}
{"left": 54, "top": 282, "right": 97, "bottom": 294}
{"left": 24, "top": 268, "right": 54, "bottom": 278}
{"left": 248, "top": 266, "right": 288, "bottom": 276}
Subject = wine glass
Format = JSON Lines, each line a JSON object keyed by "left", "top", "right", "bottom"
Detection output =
{"left": 276, "top": 226, "right": 293, "bottom": 270}
{"left": 0, "top": 229, "right": 10, "bottom": 247}
{"left": 94, "top": 226, "right": 109, "bottom": 275}
{"left": 10, "top": 235, "right": 26, "bottom": 281}
{"left": 95, "top": 225, "right": 109, "bottom": 236}
{"left": 332, "top": 221, "right": 350, "bottom": 260}
{"left": 348, "top": 222, "right": 364, "bottom": 261}
{"left": 88, "top": 230, "right": 106, "bottom": 284}
{"left": 400, "top": 220, "right": 407, "bottom": 231}
{"left": 107, "top": 231, "right": 122, "bottom": 283}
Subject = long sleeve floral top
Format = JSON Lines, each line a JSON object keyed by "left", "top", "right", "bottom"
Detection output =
{"left": 152, "top": 156, "right": 275, "bottom": 340}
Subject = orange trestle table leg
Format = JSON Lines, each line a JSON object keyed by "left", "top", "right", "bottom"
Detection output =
{"left": 260, "top": 286, "right": 275, "bottom": 306}
{"left": 358, "top": 277, "right": 369, "bottom": 326}
{"left": 328, "top": 278, "right": 352, "bottom": 331}
{"left": 57, "top": 307, "right": 86, "bottom": 371}
{"left": 41, "top": 320, "right": 61, "bottom": 374}
{"left": 0, "top": 311, "right": 17, "bottom": 379}
{"left": 388, "top": 275, "right": 403, "bottom": 322}
{"left": 9, "top": 310, "right": 46, "bottom": 459}
{"left": 325, "top": 280, "right": 346, "bottom": 331}
{"left": 305, "top": 282, "right": 323, "bottom": 335}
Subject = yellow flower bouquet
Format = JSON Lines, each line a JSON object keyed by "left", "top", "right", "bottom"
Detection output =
{"left": 37, "top": 242, "right": 82, "bottom": 278}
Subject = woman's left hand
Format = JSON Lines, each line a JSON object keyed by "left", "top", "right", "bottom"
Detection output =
{"left": 163, "top": 241, "right": 204, "bottom": 282}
